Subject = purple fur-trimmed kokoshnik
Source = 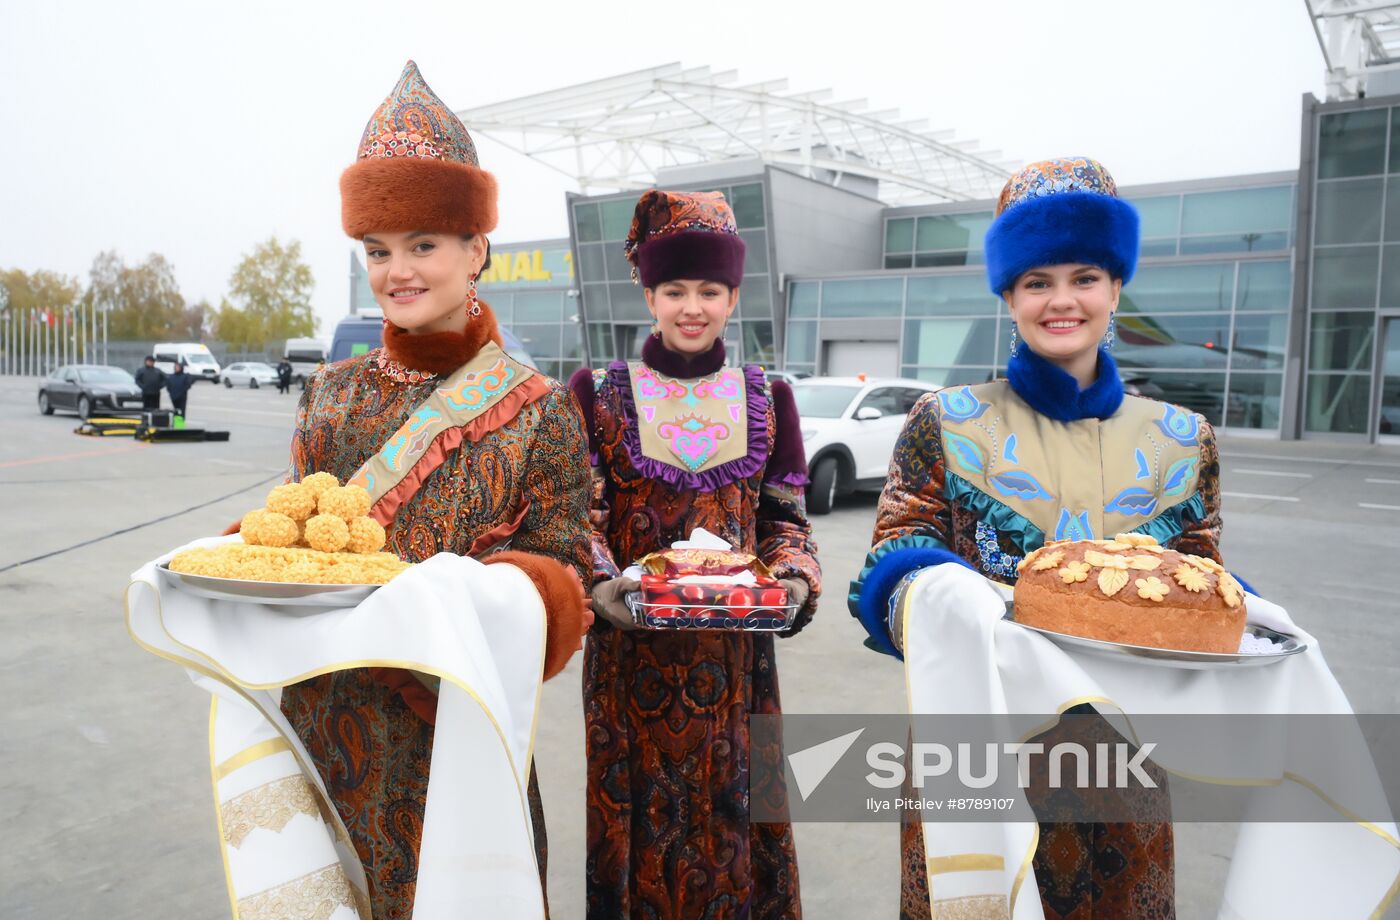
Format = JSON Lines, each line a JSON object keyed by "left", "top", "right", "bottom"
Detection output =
{"left": 624, "top": 188, "right": 747, "bottom": 289}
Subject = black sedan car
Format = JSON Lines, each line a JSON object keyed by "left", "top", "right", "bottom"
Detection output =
{"left": 38, "top": 364, "right": 143, "bottom": 418}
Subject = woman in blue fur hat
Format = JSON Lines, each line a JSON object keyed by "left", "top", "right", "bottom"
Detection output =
{"left": 850, "top": 158, "right": 1226, "bottom": 918}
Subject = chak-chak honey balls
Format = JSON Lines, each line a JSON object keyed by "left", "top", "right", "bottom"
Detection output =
{"left": 319, "top": 485, "right": 373, "bottom": 523}
{"left": 346, "top": 517, "right": 387, "bottom": 554}
{"left": 170, "top": 475, "right": 408, "bottom": 585}
{"left": 304, "top": 514, "right": 351, "bottom": 553}
{"left": 299, "top": 471, "right": 340, "bottom": 498}
{"left": 169, "top": 544, "right": 409, "bottom": 585}
{"left": 265, "top": 483, "right": 317, "bottom": 522}
{"left": 240, "top": 508, "right": 299, "bottom": 548}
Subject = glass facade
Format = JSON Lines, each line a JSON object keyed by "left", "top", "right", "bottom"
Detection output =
{"left": 327, "top": 79, "right": 1400, "bottom": 443}
{"left": 475, "top": 243, "right": 580, "bottom": 382}
{"left": 883, "top": 186, "right": 1294, "bottom": 268}
{"left": 571, "top": 181, "right": 774, "bottom": 368}
{"left": 1305, "top": 102, "right": 1400, "bottom": 435}
{"left": 882, "top": 212, "right": 992, "bottom": 268}
{"left": 789, "top": 255, "right": 1290, "bottom": 430}
{"left": 430, "top": 100, "right": 1400, "bottom": 442}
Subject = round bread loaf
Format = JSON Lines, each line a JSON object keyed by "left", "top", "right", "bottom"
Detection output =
{"left": 1014, "top": 533, "right": 1247, "bottom": 653}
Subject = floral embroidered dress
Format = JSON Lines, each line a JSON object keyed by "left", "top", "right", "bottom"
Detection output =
{"left": 851, "top": 346, "right": 1222, "bottom": 920}
{"left": 570, "top": 337, "right": 822, "bottom": 920}
{"left": 279, "top": 310, "right": 592, "bottom": 920}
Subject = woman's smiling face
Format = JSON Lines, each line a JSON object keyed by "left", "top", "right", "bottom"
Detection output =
{"left": 363, "top": 231, "right": 487, "bottom": 334}
{"left": 644, "top": 279, "right": 739, "bottom": 355}
{"left": 1004, "top": 263, "right": 1121, "bottom": 365}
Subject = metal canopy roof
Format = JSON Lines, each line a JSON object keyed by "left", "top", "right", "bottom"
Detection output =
{"left": 457, "top": 63, "right": 1016, "bottom": 204}
{"left": 1305, "top": 0, "right": 1400, "bottom": 99}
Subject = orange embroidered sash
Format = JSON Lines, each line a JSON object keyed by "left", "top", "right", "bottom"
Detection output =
{"left": 348, "top": 342, "right": 548, "bottom": 525}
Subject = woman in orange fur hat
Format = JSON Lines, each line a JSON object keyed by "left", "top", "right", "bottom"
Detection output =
{"left": 278, "top": 61, "right": 593, "bottom": 919}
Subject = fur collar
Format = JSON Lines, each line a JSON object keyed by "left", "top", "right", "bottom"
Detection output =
{"left": 640, "top": 335, "right": 726, "bottom": 378}
{"left": 1006, "top": 345, "right": 1124, "bottom": 422}
{"left": 381, "top": 302, "right": 503, "bottom": 375}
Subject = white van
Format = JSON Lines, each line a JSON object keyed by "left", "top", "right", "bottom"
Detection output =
{"left": 153, "top": 342, "right": 222, "bottom": 382}
{"left": 283, "top": 337, "right": 329, "bottom": 384}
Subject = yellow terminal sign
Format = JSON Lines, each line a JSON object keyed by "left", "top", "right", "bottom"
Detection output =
{"left": 479, "top": 248, "right": 574, "bottom": 286}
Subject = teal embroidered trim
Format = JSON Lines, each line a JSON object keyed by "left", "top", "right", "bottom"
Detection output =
{"left": 945, "top": 472, "right": 1205, "bottom": 554}
{"left": 945, "top": 471, "right": 1046, "bottom": 553}
{"left": 1125, "top": 491, "right": 1206, "bottom": 546}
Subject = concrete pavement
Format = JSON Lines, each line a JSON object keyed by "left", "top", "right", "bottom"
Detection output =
{"left": 1, "top": 373, "right": 1396, "bottom": 919}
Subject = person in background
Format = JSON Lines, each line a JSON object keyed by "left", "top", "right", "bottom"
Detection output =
{"left": 275, "top": 356, "right": 293, "bottom": 394}
{"left": 133, "top": 356, "right": 165, "bottom": 410}
{"left": 165, "top": 362, "right": 193, "bottom": 418}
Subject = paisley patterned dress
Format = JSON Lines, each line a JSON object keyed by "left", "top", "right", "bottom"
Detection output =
{"left": 852, "top": 349, "right": 1222, "bottom": 920}
{"left": 572, "top": 341, "right": 822, "bottom": 920}
{"left": 279, "top": 334, "right": 592, "bottom": 920}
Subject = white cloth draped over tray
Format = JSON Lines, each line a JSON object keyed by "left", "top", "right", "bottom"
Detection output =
{"left": 899, "top": 564, "right": 1399, "bottom": 920}
{"left": 127, "top": 535, "right": 549, "bottom": 920}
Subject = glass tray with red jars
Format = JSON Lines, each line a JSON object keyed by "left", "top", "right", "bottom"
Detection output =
{"left": 628, "top": 574, "right": 798, "bottom": 630}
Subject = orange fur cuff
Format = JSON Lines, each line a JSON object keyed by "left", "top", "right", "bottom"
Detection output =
{"left": 484, "top": 550, "right": 591, "bottom": 681}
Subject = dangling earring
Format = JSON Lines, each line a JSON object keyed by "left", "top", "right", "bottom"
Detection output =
{"left": 650, "top": 323, "right": 661, "bottom": 340}
{"left": 466, "top": 277, "right": 482, "bottom": 318}
{"left": 1103, "top": 314, "right": 1116, "bottom": 349}
{"left": 1008, "top": 324, "right": 1020, "bottom": 359}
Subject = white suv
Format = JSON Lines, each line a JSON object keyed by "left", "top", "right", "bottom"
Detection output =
{"left": 791, "top": 376, "right": 940, "bottom": 514}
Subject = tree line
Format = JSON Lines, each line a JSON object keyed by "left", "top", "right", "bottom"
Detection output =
{"left": 0, "top": 236, "right": 317, "bottom": 347}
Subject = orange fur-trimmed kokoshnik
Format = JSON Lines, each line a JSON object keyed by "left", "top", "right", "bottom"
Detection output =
{"left": 340, "top": 60, "right": 498, "bottom": 239}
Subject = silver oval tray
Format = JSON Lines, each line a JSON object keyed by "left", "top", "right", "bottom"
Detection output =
{"left": 157, "top": 563, "right": 380, "bottom": 608}
{"left": 1004, "top": 604, "right": 1307, "bottom": 670}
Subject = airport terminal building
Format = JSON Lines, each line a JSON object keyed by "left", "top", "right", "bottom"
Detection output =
{"left": 350, "top": 55, "right": 1400, "bottom": 443}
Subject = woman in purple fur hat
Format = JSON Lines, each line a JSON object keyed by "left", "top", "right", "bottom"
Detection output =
{"left": 569, "top": 188, "right": 822, "bottom": 920}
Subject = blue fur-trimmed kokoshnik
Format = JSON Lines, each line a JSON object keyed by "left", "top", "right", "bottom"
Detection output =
{"left": 983, "top": 157, "right": 1141, "bottom": 296}
{"left": 985, "top": 192, "right": 1141, "bottom": 295}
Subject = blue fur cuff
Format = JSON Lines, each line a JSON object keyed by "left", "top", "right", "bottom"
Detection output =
{"left": 856, "top": 546, "right": 974, "bottom": 658}
{"left": 985, "top": 193, "right": 1140, "bottom": 295}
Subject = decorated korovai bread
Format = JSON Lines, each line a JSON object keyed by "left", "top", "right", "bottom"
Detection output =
{"left": 1014, "top": 533, "right": 1246, "bottom": 653}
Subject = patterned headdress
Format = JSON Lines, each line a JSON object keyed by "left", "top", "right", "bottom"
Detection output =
{"left": 340, "top": 61, "right": 497, "bottom": 240}
{"left": 623, "top": 189, "right": 747, "bottom": 289}
{"left": 983, "top": 157, "right": 1139, "bottom": 295}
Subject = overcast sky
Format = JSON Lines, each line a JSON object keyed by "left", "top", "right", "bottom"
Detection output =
{"left": 1, "top": 0, "right": 1326, "bottom": 335}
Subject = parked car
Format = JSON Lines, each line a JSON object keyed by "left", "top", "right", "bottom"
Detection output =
{"left": 38, "top": 364, "right": 143, "bottom": 418}
{"left": 791, "top": 376, "right": 940, "bottom": 514}
{"left": 153, "top": 342, "right": 222, "bottom": 382}
{"left": 220, "top": 362, "right": 280, "bottom": 388}
{"left": 328, "top": 313, "right": 538, "bottom": 369}
{"left": 765, "top": 369, "right": 812, "bottom": 387}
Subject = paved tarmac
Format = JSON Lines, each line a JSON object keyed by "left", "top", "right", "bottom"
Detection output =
{"left": 1, "top": 373, "right": 1396, "bottom": 919}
